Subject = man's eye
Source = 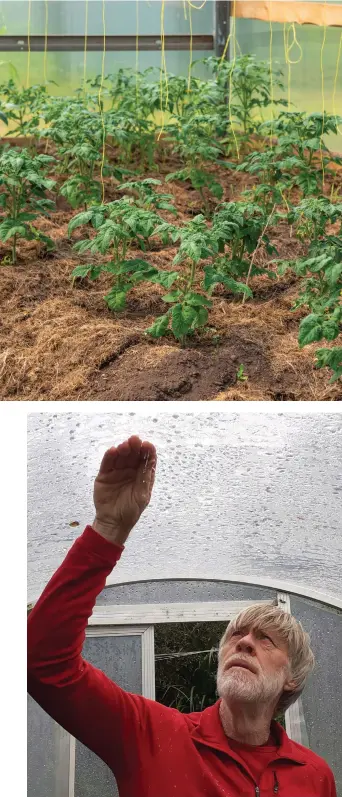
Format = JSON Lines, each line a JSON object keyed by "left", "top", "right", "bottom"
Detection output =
{"left": 262, "top": 634, "right": 274, "bottom": 644}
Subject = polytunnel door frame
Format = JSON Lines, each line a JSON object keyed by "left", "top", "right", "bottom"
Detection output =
{"left": 66, "top": 624, "right": 154, "bottom": 797}
{"left": 64, "top": 593, "right": 308, "bottom": 797}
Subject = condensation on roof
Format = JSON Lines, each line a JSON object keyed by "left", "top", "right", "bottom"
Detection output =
{"left": 27, "top": 411, "right": 342, "bottom": 604}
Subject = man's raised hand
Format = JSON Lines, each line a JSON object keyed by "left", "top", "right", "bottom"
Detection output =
{"left": 92, "top": 436, "right": 157, "bottom": 546}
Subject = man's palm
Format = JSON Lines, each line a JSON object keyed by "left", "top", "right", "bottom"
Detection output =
{"left": 93, "top": 436, "right": 157, "bottom": 539}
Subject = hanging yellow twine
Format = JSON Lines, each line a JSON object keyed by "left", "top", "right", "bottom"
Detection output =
{"left": 187, "top": 0, "right": 207, "bottom": 8}
{"left": 269, "top": 0, "right": 274, "bottom": 148}
{"left": 219, "top": 31, "right": 232, "bottom": 66}
{"left": 26, "top": 0, "right": 32, "bottom": 88}
{"left": 136, "top": 0, "right": 139, "bottom": 104}
{"left": 83, "top": 0, "right": 88, "bottom": 93}
{"left": 98, "top": 0, "right": 106, "bottom": 203}
{"left": 187, "top": 1, "right": 193, "bottom": 93}
{"left": 332, "top": 31, "right": 342, "bottom": 135}
{"left": 43, "top": 0, "right": 48, "bottom": 85}
{"left": 283, "top": 22, "right": 303, "bottom": 109}
{"left": 229, "top": 0, "right": 240, "bottom": 160}
{"left": 157, "top": 0, "right": 168, "bottom": 140}
{"left": 158, "top": 0, "right": 208, "bottom": 138}
{"left": 320, "top": 6, "right": 327, "bottom": 188}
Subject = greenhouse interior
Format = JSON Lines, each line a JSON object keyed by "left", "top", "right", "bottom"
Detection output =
{"left": 27, "top": 411, "right": 342, "bottom": 797}
{"left": 0, "top": 0, "right": 341, "bottom": 402}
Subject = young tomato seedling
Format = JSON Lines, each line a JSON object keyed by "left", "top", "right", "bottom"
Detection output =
{"left": 0, "top": 147, "right": 56, "bottom": 264}
{"left": 118, "top": 178, "right": 177, "bottom": 215}
{"left": 278, "top": 201, "right": 342, "bottom": 383}
{"left": 0, "top": 79, "right": 48, "bottom": 147}
{"left": 44, "top": 106, "right": 110, "bottom": 209}
{"left": 69, "top": 198, "right": 169, "bottom": 311}
{"left": 261, "top": 112, "right": 342, "bottom": 196}
{"left": 165, "top": 117, "right": 224, "bottom": 215}
{"left": 146, "top": 215, "right": 216, "bottom": 343}
{"left": 203, "top": 201, "right": 277, "bottom": 299}
{"left": 202, "top": 54, "right": 287, "bottom": 154}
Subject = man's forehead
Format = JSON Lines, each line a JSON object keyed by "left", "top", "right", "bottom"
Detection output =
{"left": 227, "top": 620, "right": 285, "bottom": 644}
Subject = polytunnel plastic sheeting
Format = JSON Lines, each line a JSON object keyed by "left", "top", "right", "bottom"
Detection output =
{"left": 27, "top": 412, "right": 342, "bottom": 605}
{"left": 289, "top": 595, "right": 342, "bottom": 797}
{"left": 95, "top": 580, "right": 278, "bottom": 606}
{"left": 0, "top": 0, "right": 214, "bottom": 92}
{"left": 0, "top": 1, "right": 213, "bottom": 37}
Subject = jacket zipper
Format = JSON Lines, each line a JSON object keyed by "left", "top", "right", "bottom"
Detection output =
{"left": 273, "top": 770, "right": 279, "bottom": 793}
{"left": 255, "top": 769, "right": 279, "bottom": 796}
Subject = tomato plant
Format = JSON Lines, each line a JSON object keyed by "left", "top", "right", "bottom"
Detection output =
{"left": 0, "top": 147, "right": 55, "bottom": 263}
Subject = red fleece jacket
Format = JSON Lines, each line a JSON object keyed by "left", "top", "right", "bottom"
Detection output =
{"left": 27, "top": 526, "right": 337, "bottom": 797}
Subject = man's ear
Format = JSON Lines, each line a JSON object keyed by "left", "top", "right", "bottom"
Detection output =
{"left": 282, "top": 678, "right": 297, "bottom": 693}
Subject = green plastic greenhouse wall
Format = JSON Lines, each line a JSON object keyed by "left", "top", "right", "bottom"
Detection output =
{"left": 0, "top": 1, "right": 341, "bottom": 137}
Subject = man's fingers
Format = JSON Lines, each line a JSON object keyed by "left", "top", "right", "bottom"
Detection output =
{"left": 117, "top": 436, "right": 142, "bottom": 456}
{"left": 137, "top": 442, "right": 157, "bottom": 504}
{"left": 98, "top": 446, "right": 119, "bottom": 474}
{"left": 141, "top": 440, "right": 157, "bottom": 471}
{"left": 98, "top": 437, "right": 156, "bottom": 475}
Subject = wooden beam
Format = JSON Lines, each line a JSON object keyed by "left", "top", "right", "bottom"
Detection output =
{"left": 234, "top": 1, "right": 342, "bottom": 28}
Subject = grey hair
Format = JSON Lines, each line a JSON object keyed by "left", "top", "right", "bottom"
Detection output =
{"left": 218, "top": 603, "right": 315, "bottom": 716}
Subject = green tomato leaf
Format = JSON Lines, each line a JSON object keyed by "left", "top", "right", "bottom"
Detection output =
{"left": 68, "top": 210, "right": 94, "bottom": 235}
{"left": 321, "top": 320, "right": 340, "bottom": 342}
{"left": 145, "top": 313, "right": 170, "bottom": 338}
{"left": 171, "top": 303, "right": 197, "bottom": 338}
{"left": 0, "top": 222, "right": 27, "bottom": 242}
{"left": 149, "top": 270, "right": 179, "bottom": 289}
{"left": 315, "top": 347, "right": 342, "bottom": 382}
{"left": 298, "top": 314, "right": 323, "bottom": 347}
{"left": 117, "top": 258, "right": 153, "bottom": 274}
{"left": 184, "top": 292, "right": 212, "bottom": 308}
{"left": 194, "top": 306, "right": 209, "bottom": 328}
{"left": 71, "top": 264, "right": 102, "bottom": 281}
{"left": 104, "top": 288, "right": 129, "bottom": 312}
{"left": 162, "top": 289, "right": 183, "bottom": 303}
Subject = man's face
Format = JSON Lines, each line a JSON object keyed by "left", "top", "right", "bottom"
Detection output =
{"left": 217, "top": 623, "right": 294, "bottom": 708}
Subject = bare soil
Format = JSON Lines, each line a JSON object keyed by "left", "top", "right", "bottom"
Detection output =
{"left": 1, "top": 139, "right": 341, "bottom": 401}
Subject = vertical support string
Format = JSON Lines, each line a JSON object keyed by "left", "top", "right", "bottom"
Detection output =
{"left": 99, "top": 0, "right": 106, "bottom": 203}
{"left": 43, "top": 0, "right": 48, "bottom": 85}
{"left": 188, "top": 1, "right": 193, "bottom": 93}
{"left": 332, "top": 31, "right": 342, "bottom": 135}
{"left": 269, "top": 0, "right": 274, "bottom": 148}
{"left": 26, "top": 0, "right": 32, "bottom": 88}
{"left": 158, "top": 0, "right": 168, "bottom": 140}
{"left": 320, "top": 1, "right": 327, "bottom": 188}
{"left": 283, "top": 22, "right": 302, "bottom": 111}
{"left": 136, "top": 0, "right": 139, "bottom": 105}
{"left": 83, "top": 0, "right": 89, "bottom": 94}
{"left": 229, "top": 0, "right": 240, "bottom": 160}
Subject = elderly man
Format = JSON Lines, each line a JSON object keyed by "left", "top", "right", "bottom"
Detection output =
{"left": 28, "top": 436, "right": 337, "bottom": 797}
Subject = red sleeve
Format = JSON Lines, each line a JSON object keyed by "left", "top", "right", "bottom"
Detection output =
{"left": 327, "top": 770, "right": 337, "bottom": 797}
{"left": 27, "top": 525, "right": 150, "bottom": 775}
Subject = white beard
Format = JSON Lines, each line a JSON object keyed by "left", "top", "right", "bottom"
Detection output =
{"left": 217, "top": 663, "right": 287, "bottom": 706}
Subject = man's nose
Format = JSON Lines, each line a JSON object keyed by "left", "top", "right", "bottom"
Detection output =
{"left": 236, "top": 634, "right": 256, "bottom": 653}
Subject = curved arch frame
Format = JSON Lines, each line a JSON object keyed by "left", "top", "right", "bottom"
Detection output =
{"left": 27, "top": 574, "right": 342, "bottom": 613}
{"left": 103, "top": 573, "right": 342, "bottom": 611}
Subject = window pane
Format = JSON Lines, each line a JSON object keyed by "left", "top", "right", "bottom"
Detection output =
{"left": 74, "top": 634, "right": 143, "bottom": 797}
{"left": 27, "top": 693, "right": 63, "bottom": 797}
